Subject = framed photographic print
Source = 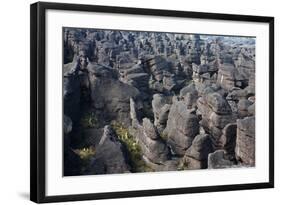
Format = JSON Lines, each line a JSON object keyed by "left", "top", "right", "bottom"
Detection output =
{"left": 30, "top": 1, "right": 274, "bottom": 203}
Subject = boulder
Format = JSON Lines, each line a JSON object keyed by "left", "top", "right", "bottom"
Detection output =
{"left": 237, "top": 99, "right": 253, "bottom": 118}
{"left": 185, "top": 134, "right": 214, "bottom": 161}
{"left": 206, "top": 92, "right": 232, "bottom": 114}
{"left": 208, "top": 150, "right": 236, "bottom": 169}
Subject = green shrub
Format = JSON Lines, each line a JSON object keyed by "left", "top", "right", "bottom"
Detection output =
{"left": 73, "top": 146, "right": 95, "bottom": 160}
{"left": 111, "top": 122, "right": 153, "bottom": 172}
{"left": 159, "top": 132, "right": 168, "bottom": 141}
{"left": 73, "top": 146, "right": 96, "bottom": 173}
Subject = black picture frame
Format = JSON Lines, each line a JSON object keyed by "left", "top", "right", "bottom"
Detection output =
{"left": 30, "top": 1, "right": 274, "bottom": 203}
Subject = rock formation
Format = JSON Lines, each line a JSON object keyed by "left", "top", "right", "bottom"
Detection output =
{"left": 63, "top": 28, "right": 256, "bottom": 175}
{"left": 87, "top": 126, "right": 131, "bottom": 174}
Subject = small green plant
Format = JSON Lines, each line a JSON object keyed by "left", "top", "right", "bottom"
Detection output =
{"left": 80, "top": 112, "right": 98, "bottom": 128}
{"left": 111, "top": 122, "right": 153, "bottom": 172}
{"left": 73, "top": 146, "right": 96, "bottom": 173}
{"left": 159, "top": 132, "right": 168, "bottom": 141}
{"left": 73, "top": 146, "right": 95, "bottom": 160}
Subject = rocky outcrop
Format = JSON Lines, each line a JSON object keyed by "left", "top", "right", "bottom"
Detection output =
{"left": 208, "top": 150, "right": 236, "bottom": 169}
{"left": 237, "top": 99, "right": 253, "bottom": 118}
{"left": 130, "top": 118, "right": 170, "bottom": 164}
{"left": 63, "top": 28, "right": 256, "bottom": 175}
{"left": 235, "top": 116, "right": 255, "bottom": 166}
{"left": 220, "top": 123, "right": 237, "bottom": 155}
{"left": 152, "top": 94, "right": 171, "bottom": 132}
{"left": 63, "top": 70, "right": 81, "bottom": 124}
{"left": 179, "top": 83, "right": 198, "bottom": 109}
{"left": 88, "top": 63, "right": 140, "bottom": 126}
{"left": 217, "top": 63, "right": 248, "bottom": 91}
{"left": 130, "top": 99, "right": 170, "bottom": 164}
{"left": 183, "top": 134, "right": 214, "bottom": 169}
{"left": 197, "top": 92, "right": 235, "bottom": 140}
{"left": 88, "top": 126, "right": 131, "bottom": 174}
{"left": 164, "top": 99, "right": 200, "bottom": 156}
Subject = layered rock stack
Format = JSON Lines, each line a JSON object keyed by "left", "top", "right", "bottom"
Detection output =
{"left": 164, "top": 98, "right": 200, "bottom": 156}
{"left": 197, "top": 92, "right": 236, "bottom": 141}
{"left": 130, "top": 98, "right": 171, "bottom": 165}
{"left": 235, "top": 116, "right": 255, "bottom": 166}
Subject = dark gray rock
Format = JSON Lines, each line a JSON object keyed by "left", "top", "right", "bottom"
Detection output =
{"left": 130, "top": 119, "right": 170, "bottom": 164}
{"left": 163, "top": 73, "right": 177, "bottom": 91}
{"left": 64, "top": 147, "right": 82, "bottom": 176}
{"left": 208, "top": 150, "right": 235, "bottom": 169}
{"left": 179, "top": 83, "right": 198, "bottom": 109}
{"left": 197, "top": 92, "right": 235, "bottom": 140}
{"left": 248, "top": 103, "right": 255, "bottom": 116}
{"left": 142, "top": 118, "right": 160, "bottom": 140}
{"left": 238, "top": 99, "right": 253, "bottom": 118}
{"left": 220, "top": 123, "right": 237, "bottom": 155}
{"left": 164, "top": 100, "right": 200, "bottom": 156}
{"left": 235, "top": 116, "right": 255, "bottom": 166}
{"left": 89, "top": 126, "right": 131, "bottom": 174}
{"left": 217, "top": 63, "right": 248, "bottom": 91}
{"left": 88, "top": 64, "right": 140, "bottom": 126}
{"left": 206, "top": 92, "right": 232, "bottom": 114}
{"left": 63, "top": 72, "right": 81, "bottom": 123}
{"left": 185, "top": 134, "right": 214, "bottom": 161}
{"left": 152, "top": 94, "right": 171, "bottom": 131}
{"left": 123, "top": 64, "right": 144, "bottom": 75}
{"left": 64, "top": 115, "right": 72, "bottom": 135}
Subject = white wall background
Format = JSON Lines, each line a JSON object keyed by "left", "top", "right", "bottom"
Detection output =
{"left": 0, "top": 0, "right": 279, "bottom": 204}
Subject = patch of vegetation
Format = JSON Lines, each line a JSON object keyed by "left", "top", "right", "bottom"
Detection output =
{"left": 80, "top": 112, "right": 98, "bottom": 128}
{"left": 73, "top": 146, "right": 96, "bottom": 173}
{"left": 159, "top": 132, "right": 168, "bottom": 141}
{"left": 177, "top": 158, "right": 189, "bottom": 171}
{"left": 73, "top": 146, "right": 95, "bottom": 160}
{"left": 111, "top": 122, "right": 153, "bottom": 172}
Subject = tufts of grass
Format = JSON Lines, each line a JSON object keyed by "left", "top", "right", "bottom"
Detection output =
{"left": 111, "top": 122, "right": 153, "bottom": 172}
{"left": 177, "top": 158, "right": 189, "bottom": 171}
{"left": 159, "top": 132, "right": 168, "bottom": 141}
{"left": 73, "top": 146, "right": 95, "bottom": 160}
{"left": 80, "top": 112, "right": 98, "bottom": 128}
{"left": 73, "top": 146, "right": 96, "bottom": 173}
